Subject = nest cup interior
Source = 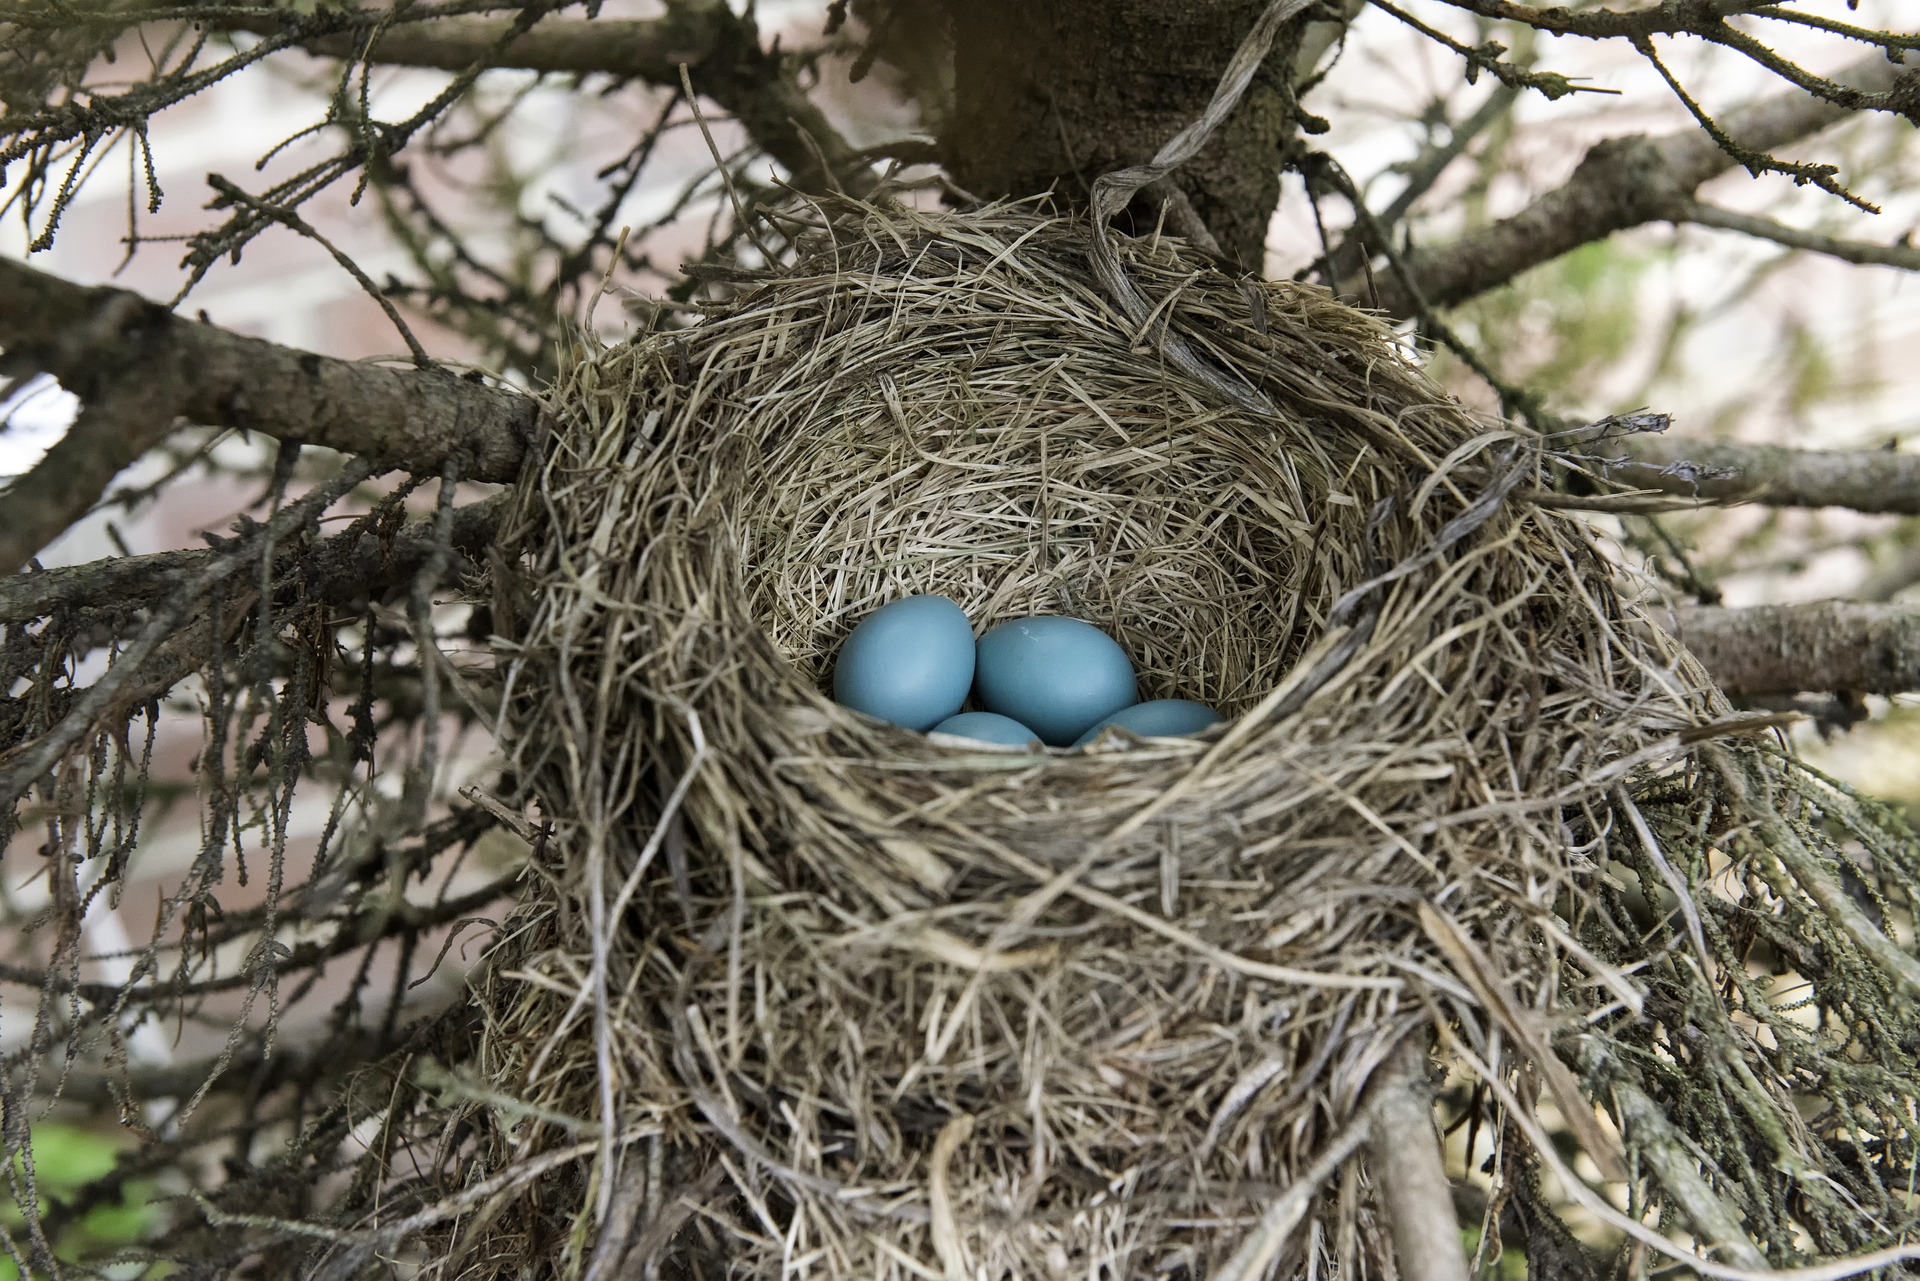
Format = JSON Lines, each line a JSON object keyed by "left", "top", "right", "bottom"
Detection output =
{"left": 737, "top": 339, "right": 1346, "bottom": 723}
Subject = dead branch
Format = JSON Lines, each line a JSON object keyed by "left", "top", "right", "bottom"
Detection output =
{"left": 213, "top": 2, "right": 877, "bottom": 198}
{"left": 1350, "top": 52, "right": 1909, "bottom": 317}
{"left": 1612, "top": 1079, "right": 1769, "bottom": 1269}
{"left": 0, "top": 256, "right": 535, "bottom": 572}
{"left": 1667, "top": 600, "right": 1920, "bottom": 696}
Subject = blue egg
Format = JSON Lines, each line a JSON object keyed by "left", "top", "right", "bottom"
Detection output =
{"left": 832, "top": 596, "right": 975, "bottom": 731}
{"left": 930, "top": 711, "right": 1040, "bottom": 748}
{"left": 1073, "top": 699, "right": 1225, "bottom": 748}
{"left": 974, "top": 616, "right": 1137, "bottom": 746}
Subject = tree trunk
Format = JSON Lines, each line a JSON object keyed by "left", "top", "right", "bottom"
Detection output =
{"left": 933, "top": 0, "right": 1304, "bottom": 271}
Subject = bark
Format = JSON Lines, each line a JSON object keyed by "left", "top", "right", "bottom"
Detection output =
{"left": 1597, "top": 435, "right": 1920, "bottom": 515}
{"left": 0, "top": 255, "right": 535, "bottom": 573}
{"left": 1354, "top": 52, "right": 1909, "bottom": 316}
{"left": 1669, "top": 601, "right": 1920, "bottom": 696}
{"left": 935, "top": 0, "right": 1305, "bottom": 270}
{"left": 1364, "top": 1038, "right": 1471, "bottom": 1281}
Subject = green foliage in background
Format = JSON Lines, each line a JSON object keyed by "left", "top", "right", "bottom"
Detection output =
{"left": 3, "top": 1124, "right": 159, "bottom": 1280}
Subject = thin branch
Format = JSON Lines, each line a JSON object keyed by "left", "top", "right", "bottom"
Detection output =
{"left": 0, "top": 869, "right": 519, "bottom": 1006}
{"left": 0, "top": 256, "right": 536, "bottom": 513}
{"left": 1680, "top": 200, "right": 1920, "bottom": 270}
{"left": 1378, "top": 84, "right": 1521, "bottom": 231}
{"left": 213, "top": 4, "right": 877, "bottom": 198}
{"left": 1350, "top": 51, "right": 1907, "bottom": 316}
{"left": 1429, "top": 0, "right": 1910, "bottom": 70}
{"left": 1368, "top": 0, "right": 1611, "bottom": 101}
{"left": 1666, "top": 601, "right": 1920, "bottom": 695}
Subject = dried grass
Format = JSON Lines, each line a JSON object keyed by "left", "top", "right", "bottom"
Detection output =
{"left": 445, "top": 200, "right": 1920, "bottom": 1280}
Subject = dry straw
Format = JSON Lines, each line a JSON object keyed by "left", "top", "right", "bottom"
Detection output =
{"left": 445, "top": 196, "right": 1920, "bottom": 1280}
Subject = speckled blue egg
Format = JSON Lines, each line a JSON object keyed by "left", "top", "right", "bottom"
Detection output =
{"left": 974, "top": 616, "right": 1137, "bottom": 746}
{"left": 832, "top": 596, "right": 975, "bottom": 731}
{"left": 930, "top": 711, "right": 1040, "bottom": 748}
{"left": 1073, "top": 699, "right": 1225, "bottom": 747}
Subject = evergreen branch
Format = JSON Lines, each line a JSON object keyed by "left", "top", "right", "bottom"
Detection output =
{"left": 0, "top": 869, "right": 519, "bottom": 1005}
{"left": 1367, "top": 0, "right": 1610, "bottom": 100}
{"left": 1593, "top": 435, "right": 1920, "bottom": 514}
{"left": 1746, "top": 6, "right": 1920, "bottom": 52}
{"left": 1428, "top": 0, "right": 1906, "bottom": 60}
{"left": 0, "top": 494, "right": 508, "bottom": 626}
{"left": 1631, "top": 31, "right": 1874, "bottom": 211}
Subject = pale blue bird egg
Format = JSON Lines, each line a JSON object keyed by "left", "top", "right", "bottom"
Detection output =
{"left": 930, "top": 711, "right": 1040, "bottom": 748}
{"left": 974, "top": 616, "right": 1137, "bottom": 746}
{"left": 1073, "top": 699, "right": 1224, "bottom": 747}
{"left": 832, "top": 596, "right": 975, "bottom": 731}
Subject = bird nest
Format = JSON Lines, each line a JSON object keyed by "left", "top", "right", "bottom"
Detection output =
{"left": 460, "top": 202, "right": 1920, "bottom": 1280}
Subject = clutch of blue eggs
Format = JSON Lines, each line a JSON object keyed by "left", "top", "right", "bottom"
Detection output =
{"left": 830, "top": 594, "right": 1225, "bottom": 749}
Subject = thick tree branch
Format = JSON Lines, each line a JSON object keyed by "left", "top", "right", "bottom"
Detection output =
{"left": 1350, "top": 52, "right": 1909, "bottom": 317}
{"left": 0, "top": 255, "right": 536, "bottom": 574}
{"left": 1592, "top": 435, "right": 1920, "bottom": 515}
{"left": 216, "top": 2, "right": 876, "bottom": 198}
{"left": 1668, "top": 601, "right": 1920, "bottom": 696}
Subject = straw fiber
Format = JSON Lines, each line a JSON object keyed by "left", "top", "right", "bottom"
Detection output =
{"left": 469, "top": 202, "right": 1920, "bottom": 1280}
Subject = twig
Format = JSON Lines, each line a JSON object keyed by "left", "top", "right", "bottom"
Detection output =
{"left": 1680, "top": 201, "right": 1920, "bottom": 271}
{"left": 1350, "top": 51, "right": 1906, "bottom": 316}
{"left": 1364, "top": 1036, "right": 1470, "bottom": 1281}
{"left": 206, "top": 176, "right": 433, "bottom": 364}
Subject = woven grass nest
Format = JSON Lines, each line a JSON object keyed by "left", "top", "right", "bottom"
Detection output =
{"left": 470, "top": 201, "right": 1920, "bottom": 1281}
